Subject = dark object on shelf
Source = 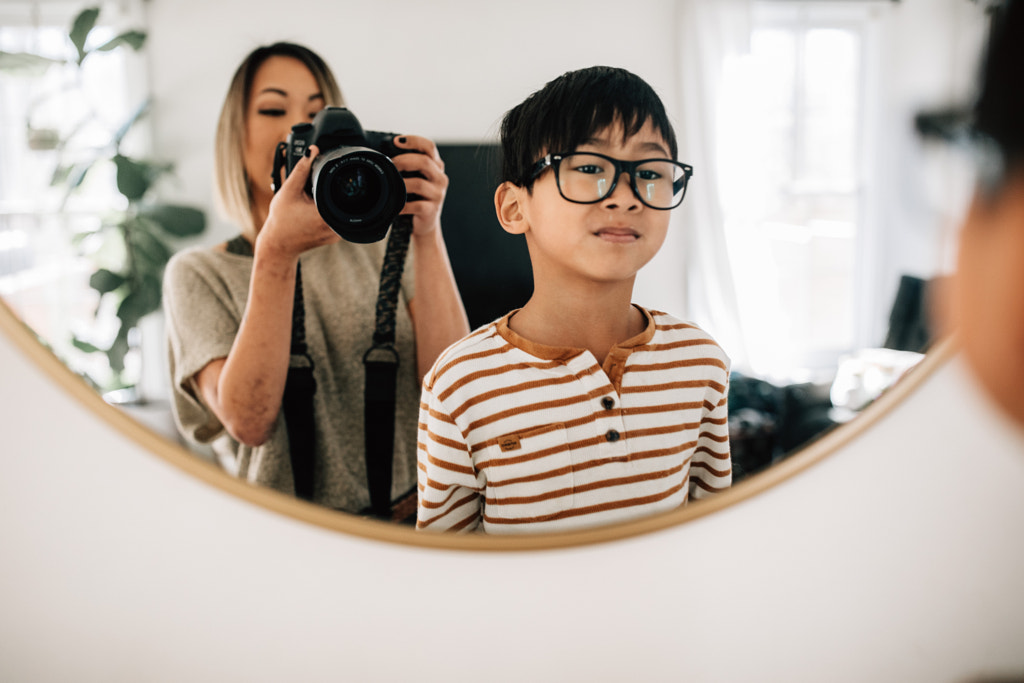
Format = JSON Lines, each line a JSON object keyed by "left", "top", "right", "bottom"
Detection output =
{"left": 884, "top": 274, "right": 935, "bottom": 354}
{"left": 728, "top": 373, "right": 838, "bottom": 482}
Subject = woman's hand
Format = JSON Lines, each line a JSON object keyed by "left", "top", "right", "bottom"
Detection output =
{"left": 256, "top": 145, "right": 340, "bottom": 261}
{"left": 392, "top": 135, "right": 470, "bottom": 380}
{"left": 392, "top": 135, "right": 449, "bottom": 237}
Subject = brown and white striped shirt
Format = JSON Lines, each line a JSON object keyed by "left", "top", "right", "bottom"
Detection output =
{"left": 416, "top": 307, "right": 732, "bottom": 534}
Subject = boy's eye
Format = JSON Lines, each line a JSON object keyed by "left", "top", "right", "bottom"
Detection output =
{"left": 636, "top": 169, "right": 663, "bottom": 181}
{"left": 571, "top": 163, "right": 607, "bottom": 175}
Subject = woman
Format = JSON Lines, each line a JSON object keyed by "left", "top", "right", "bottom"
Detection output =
{"left": 163, "top": 43, "right": 469, "bottom": 515}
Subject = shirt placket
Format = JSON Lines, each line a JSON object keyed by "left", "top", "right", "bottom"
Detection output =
{"left": 566, "top": 353, "right": 631, "bottom": 461}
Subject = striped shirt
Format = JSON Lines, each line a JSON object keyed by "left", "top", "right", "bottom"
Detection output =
{"left": 416, "top": 307, "right": 731, "bottom": 534}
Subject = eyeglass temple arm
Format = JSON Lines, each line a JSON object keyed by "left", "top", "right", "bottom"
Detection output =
{"left": 673, "top": 164, "right": 694, "bottom": 194}
{"left": 526, "top": 154, "right": 555, "bottom": 183}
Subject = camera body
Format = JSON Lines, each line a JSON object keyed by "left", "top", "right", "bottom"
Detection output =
{"left": 276, "top": 106, "right": 410, "bottom": 243}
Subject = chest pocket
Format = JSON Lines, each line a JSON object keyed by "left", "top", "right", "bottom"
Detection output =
{"left": 479, "top": 423, "right": 574, "bottom": 522}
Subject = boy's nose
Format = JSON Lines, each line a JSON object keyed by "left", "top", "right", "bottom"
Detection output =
{"left": 604, "top": 172, "right": 641, "bottom": 209}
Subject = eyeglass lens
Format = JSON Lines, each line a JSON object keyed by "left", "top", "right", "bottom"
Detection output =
{"left": 557, "top": 153, "right": 684, "bottom": 209}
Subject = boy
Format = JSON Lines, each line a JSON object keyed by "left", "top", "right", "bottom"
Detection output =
{"left": 938, "top": 0, "right": 1024, "bottom": 427}
{"left": 416, "top": 66, "right": 731, "bottom": 533}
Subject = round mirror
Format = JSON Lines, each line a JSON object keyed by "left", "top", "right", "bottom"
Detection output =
{"left": 0, "top": 292, "right": 955, "bottom": 550}
{"left": 0, "top": 0, "right": 987, "bottom": 542}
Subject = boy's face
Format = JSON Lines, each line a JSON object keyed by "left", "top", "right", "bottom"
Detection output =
{"left": 947, "top": 173, "right": 1024, "bottom": 426}
{"left": 498, "top": 120, "right": 672, "bottom": 289}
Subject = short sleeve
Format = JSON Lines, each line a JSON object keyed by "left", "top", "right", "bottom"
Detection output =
{"left": 689, "top": 357, "right": 733, "bottom": 500}
{"left": 416, "top": 369, "right": 484, "bottom": 532}
{"left": 162, "top": 249, "right": 247, "bottom": 444}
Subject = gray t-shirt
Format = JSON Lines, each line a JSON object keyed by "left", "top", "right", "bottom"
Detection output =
{"left": 163, "top": 239, "right": 419, "bottom": 512}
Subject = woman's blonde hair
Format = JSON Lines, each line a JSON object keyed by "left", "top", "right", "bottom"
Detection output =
{"left": 213, "top": 42, "right": 344, "bottom": 238}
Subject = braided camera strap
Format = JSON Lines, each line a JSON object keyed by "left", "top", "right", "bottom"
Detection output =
{"left": 363, "top": 214, "right": 414, "bottom": 518}
{"left": 226, "top": 215, "right": 411, "bottom": 515}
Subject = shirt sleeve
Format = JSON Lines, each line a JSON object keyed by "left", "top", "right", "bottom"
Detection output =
{"left": 163, "top": 251, "right": 241, "bottom": 444}
{"left": 689, "top": 368, "right": 733, "bottom": 501}
{"left": 415, "top": 373, "right": 484, "bottom": 532}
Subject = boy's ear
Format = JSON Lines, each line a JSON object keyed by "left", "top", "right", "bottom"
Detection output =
{"left": 495, "top": 182, "right": 530, "bottom": 235}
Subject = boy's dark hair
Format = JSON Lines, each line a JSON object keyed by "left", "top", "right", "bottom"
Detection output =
{"left": 974, "top": 0, "right": 1023, "bottom": 173}
{"left": 499, "top": 66, "right": 678, "bottom": 188}
{"left": 916, "top": 0, "right": 1023, "bottom": 185}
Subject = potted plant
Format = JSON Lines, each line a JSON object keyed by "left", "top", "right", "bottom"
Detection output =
{"left": 0, "top": 6, "right": 206, "bottom": 395}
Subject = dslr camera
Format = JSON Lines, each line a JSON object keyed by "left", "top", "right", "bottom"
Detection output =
{"left": 273, "top": 106, "right": 413, "bottom": 243}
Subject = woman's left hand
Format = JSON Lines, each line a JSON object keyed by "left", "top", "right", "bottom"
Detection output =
{"left": 391, "top": 135, "right": 448, "bottom": 237}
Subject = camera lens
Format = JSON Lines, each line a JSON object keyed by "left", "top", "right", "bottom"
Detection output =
{"left": 329, "top": 164, "right": 382, "bottom": 216}
{"left": 310, "top": 147, "right": 406, "bottom": 243}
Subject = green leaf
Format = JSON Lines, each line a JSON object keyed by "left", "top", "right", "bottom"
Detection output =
{"left": 130, "top": 224, "right": 174, "bottom": 269}
{"left": 113, "top": 154, "right": 151, "bottom": 201}
{"left": 113, "top": 155, "right": 173, "bottom": 200}
{"left": 139, "top": 204, "right": 206, "bottom": 237}
{"left": 95, "top": 31, "right": 147, "bottom": 53}
{"left": 107, "top": 326, "right": 130, "bottom": 374}
{"left": 89, "top": 268, "right": 126, "bottom": 294}
{"left": 69, "top": 7, "right": 101, "bottom": 64}
{"left": 0, "top": 51, "right": 64, "bottom": 75}
{"left": 116, "top": 277, "right": 162, "bottom": 329}
{"left": 71, "top": 336, "right": 103, "bottom": 354}
{"left": 66, "top": 160, "right": 95, "bottom": 190}
{"left": 50, "top": 164, "right": 73, "bottom": 186}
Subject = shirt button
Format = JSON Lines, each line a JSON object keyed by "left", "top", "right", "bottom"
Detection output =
{"left": 605, "top": 429, "right": 620, "bottom": 443}
{"left": 601, "top": 396, "right": 615, "bottom": 410}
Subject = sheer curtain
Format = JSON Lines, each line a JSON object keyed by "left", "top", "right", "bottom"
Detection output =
{"left": 636, "top": 0, "right": 752, "bottom": 370}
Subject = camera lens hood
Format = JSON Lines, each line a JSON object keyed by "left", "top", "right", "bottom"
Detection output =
{"left": 310, "top": 146, "right": 406, "bottom": 243}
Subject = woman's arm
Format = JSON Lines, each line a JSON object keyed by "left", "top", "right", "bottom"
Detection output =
{"left": 392, "top": 135, "right": 471, "bottom": 381}
{"left": 196, "top": 148, "right": 339, "bottom": 446}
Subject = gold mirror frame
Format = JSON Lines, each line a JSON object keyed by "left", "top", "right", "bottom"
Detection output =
{"left": 0, "top": 294, "right": 955, "bottom": 551}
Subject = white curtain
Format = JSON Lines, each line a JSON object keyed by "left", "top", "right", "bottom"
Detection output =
{"left": 635, "top": 0, "right": 752, "bottom": 369}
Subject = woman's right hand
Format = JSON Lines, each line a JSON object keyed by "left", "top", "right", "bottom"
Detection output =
{"left": 256, "top": 145, "right": 340, "bottom": 261}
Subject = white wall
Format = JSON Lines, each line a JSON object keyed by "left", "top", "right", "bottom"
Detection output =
{"left": 142, "top": 0, "right": 987, "bottom": 340}
{"left": 144, "top": 0, "right": 681, "bottom": 243}
{"left": 3, "top": 309, "right": 1024, "bottom": 681}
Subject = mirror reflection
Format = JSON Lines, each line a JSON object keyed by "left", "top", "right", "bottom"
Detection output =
{"left": 0, "top": 0, "right": 988, "bottom": 530}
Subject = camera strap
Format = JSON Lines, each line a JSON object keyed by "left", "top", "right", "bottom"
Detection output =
{"left": 225, "top": 212, "right": 411, "bottom": 516}
{"left": 362, "top": 214, "right": 414, "bottom": 519}
{"left": 283, "top": 261, "right": 318, "bottom": 501}
{"left": 224, "top": 235, "right": 317, "bottom": 502}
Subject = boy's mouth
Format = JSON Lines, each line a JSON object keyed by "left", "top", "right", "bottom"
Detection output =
{"left": 594, "top": 227, "right": 640, "bottom": 243}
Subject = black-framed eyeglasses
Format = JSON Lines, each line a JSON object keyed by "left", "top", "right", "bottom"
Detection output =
{"left": 528, "top": 152, "right": 694, "bottom": 210}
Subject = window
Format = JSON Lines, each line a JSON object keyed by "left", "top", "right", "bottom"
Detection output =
{"left": 719, "top": 2, "right": 877, "bottom": 381}
{"left": 0, "top": 1, "right": 146, "bottom": 389}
